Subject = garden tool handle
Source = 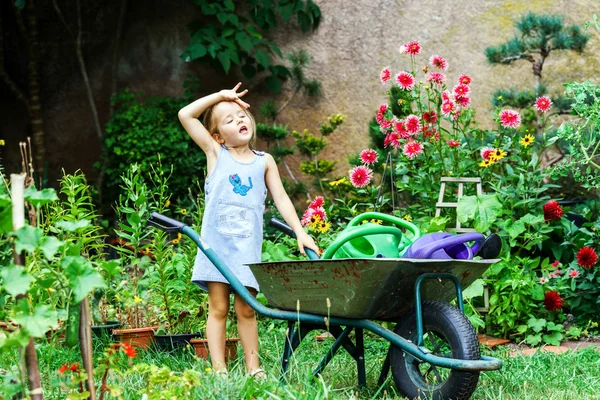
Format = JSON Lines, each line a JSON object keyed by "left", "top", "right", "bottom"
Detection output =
{"left": 417, "top": 232, "right": 485, "bottom": 259}
{"left": 268, "top": 218, "right": 320, "bottom": 260}
{"left": 347, "top": 212, "right": 421, "bottom": 239}
{"left": 321, "top": 225, "right": 405, "bottom": 259}
{"left": 147, "top": 212, "right": 186, "bottom": 233}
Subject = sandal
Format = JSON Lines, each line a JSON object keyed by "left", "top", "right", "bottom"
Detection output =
{"left": 249, "top": 368, "right": 267, "bottom": 381}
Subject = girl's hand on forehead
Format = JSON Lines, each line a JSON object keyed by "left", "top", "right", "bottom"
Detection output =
{"left": 219, "top": 82, "right": 250, "bottom": 109}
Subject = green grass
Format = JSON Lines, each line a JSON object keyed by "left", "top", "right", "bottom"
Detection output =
{"left": 2, "top": 324, "right": 599, "bottom": 399}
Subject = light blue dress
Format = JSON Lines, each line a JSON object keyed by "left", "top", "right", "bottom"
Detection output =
{"left": 192, "top": 146, "right": 266, "bottom": 292}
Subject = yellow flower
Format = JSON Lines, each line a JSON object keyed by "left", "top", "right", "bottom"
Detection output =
{"left": 497, "top": 95, "right": 503, "bottom": 100}
{"left": 47, "top": 288, "right": 55, "bottom": 293}
{"left": 489, "top": 149, "right": 507, "bottom": 162}
{"left": 370, "top": 219, "right": 383, "bottom": 225}
{"left": 398, "top": 99, "right": 404, "bottom": 105}
{"left": 172, "top": 238, "right": 180, "bottom": 245}
{"left": 479, "top": 159, "right": 493, "bottom": 168}
{"left": 180, "top": 208, "right": 187, "bottom": 215}
{"left": 318, "top": 221, "right": 331, "bottom": 234}
{"left": 115, "top": 294, "right": 121, "bottom": 301}
{"left": 403, "top": 215, "right": 412, "bottom": 222}
{"left": 134, "top": 295, "right": 142, "bottom": 304}
{"left": 309, "top": 214, "right": 322, "bottom": 227}
{"left": 164, "top": 199, "right": 171, "bottom": 208}
{"left": 329, "top": 177, "right": 347, "bottom": 187}
{"left": 519, "top": 134, "right": 534, "bottom": 147}
{"left": 205, "top": 367, "right": 212, "bottom": 372}
{"left": 0, "top": 140, "right": 5, "bottom": 146}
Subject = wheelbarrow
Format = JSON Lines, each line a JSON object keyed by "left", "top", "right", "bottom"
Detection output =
{"left": 147, "top": 212, "right": 502, "bottom": 400}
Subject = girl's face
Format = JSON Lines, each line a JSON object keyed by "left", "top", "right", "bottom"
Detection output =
{"left": 213, "top": 101, "right": 254, "bottom": 147}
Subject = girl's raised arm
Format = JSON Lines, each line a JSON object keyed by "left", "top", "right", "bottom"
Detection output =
{"left": 178, "top": 83, "right": 250, "bottom": 157}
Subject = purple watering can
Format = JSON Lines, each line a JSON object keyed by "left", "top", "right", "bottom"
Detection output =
{"left": 401, "top": 232, "right": 485, "bottom": 259}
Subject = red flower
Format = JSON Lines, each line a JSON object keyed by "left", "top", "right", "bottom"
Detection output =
{"left": 379, "top": 119, "right": 392, "bottom": 132}
{"left": 453, "top": 84, "right": 470, "bottom": 97}
{"left": 441, "top": 91, "right": 451, "bottom": 101}
{"left": 302, "top": 206, "right": 326, "bottom": 226}
{"left": 58, "top": 364, "right": 70, "bottom": 374}
{"left": 455, "top": 95, "right": 471, "bottom": 108}
{"left": 458, "top": 75, "right": 472, "bottom": 85}
{"left": 360, "top": 149, "right": 378, "bottom": 165}
{"left": 379, "top": 103, "right": 389, "bottom": 114}
{"left": 499, "top": 109, "right": 521, "bottom": 128}
{"left": 543, "top": 291, "right": 564, "bottom": 312}
{"left": 422, "top": 126, "right": 437, "bottom": 140}
{"left": 426, "top": 72, "right": 446, "bottom": 85}
{"left": 403, "top": 141, "right": 423, "bottom": 159}
{"left": 401, "top": 41, "right": 421, "bottom": 56}
{"left": 393, "top": 120, "right": 410, "bottom": 139}
{"left": 422, "top": 111, "right": 438, "bottom": 124}
{"left": 480, "top": 147, "right": 494, "bottom": 160}
{"left": 568, "top": 269, "right": 580, "bottom": 279}
{"left": 551, "top": 260, "right": 561, "bottom": 268}
{"left": 380, "top": 67, "right": 391, "bottom": 84}
{"left": 349, "top": 166, "right": 374, "bottom": 188}
{"left": 441, "top": 100, "right": 455, "bottom": 116}
{"left": 576, "top": 246, "right": 598, "bottom": 269}
{"left": 429, "top": 55, "right": 448, "bottom": 70}
{"left": 120, "top": 343, "right": 137, "bottom": 358}
{"left": 384, "top": 131, "right": 402, "bottom": 148}
{"left": 534, "top": 96, "right": 552, "bottom": 112}
{"left": 70, "top": 362, "right": 79, "bottom": 372}
{"left": 396, "top": 71, "right": 415, "bottom": 90}
{"left": 448, "top": 139, "right": 460, "bottom": 147}
{"left": 309, "top": 196, "right": 324, "bottom": 209}
{"left": 405, "top": 115, "right": 421, "bottom": 134}
{"left": 543, "top": 200, "right": 563, "bottom": 221}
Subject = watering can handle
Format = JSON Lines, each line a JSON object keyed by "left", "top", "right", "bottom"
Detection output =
{"left": 321, "top": 225, "right": 405, "bottom": 259}
{"left": 268, "top": 218, "right": 320, "bottom": 260}
{"left": 417, "top": 232, "right": 485, "bottom": 259}
{"left": 347, "top": 211, "right": 421, "bottom": 239}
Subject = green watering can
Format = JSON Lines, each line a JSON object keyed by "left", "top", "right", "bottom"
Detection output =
{"left": 321, "top": 212, "right": 421, "bottom": 259}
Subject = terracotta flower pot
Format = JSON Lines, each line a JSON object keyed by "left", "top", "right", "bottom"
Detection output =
{"left": 189, "top": 338, "right": 240, "bottom": 362}
{"left": 112, "top": 326, "right": 158, "bottom": 349}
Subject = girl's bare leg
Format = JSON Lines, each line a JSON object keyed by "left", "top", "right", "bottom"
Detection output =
{"left": 207, "top": 282, "right": 231, "bottom": 372}
{"left": 234, "top": 288, "right": 261, "bottom": 372}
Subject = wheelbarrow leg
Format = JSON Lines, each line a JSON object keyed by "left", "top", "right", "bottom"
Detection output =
{"left": 280, "top": 322, "right": 319, "bottom": 383}
{"left": 312, "top": 326, "right": 353, "bottom": 378}
{"left": 355, "top": 327, "right": 366, "bottom": 387}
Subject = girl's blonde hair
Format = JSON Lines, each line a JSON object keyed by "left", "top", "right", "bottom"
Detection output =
{"left": 202, "top": 102, "right": 257, "bottom": 149}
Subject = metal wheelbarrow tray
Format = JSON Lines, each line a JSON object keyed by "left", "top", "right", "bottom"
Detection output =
{"left": 147, "top": 212, "right": 502, "bottom": 400}
{"left": 250, "top": 258, "right": 495, "bottom": 320}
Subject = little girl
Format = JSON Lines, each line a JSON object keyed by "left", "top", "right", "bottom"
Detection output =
{"left": 178, "top": 83, "right": 319, "bottom": 378}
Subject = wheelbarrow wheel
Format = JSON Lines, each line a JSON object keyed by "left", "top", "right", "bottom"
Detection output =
{"left": 390, "top": 301, "right": 480, "bottom": 400}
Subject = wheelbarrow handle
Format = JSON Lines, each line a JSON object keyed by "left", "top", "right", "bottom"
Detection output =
{"left": 417, "top": 232, "right": 485, "bottom": 259}
{"left": 147, "top": 212, "right": 186, "bottom": 233}
{"left": 268, "top": 218, "right": 320, "bottom": 260}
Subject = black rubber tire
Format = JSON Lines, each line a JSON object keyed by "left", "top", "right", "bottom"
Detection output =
{"left": 390, "top": 301, "right": 480, "bottom": 400}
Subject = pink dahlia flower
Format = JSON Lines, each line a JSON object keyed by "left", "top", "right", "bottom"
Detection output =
{"left": 360, "top": 149, "right": 378, "bottom": 165}
{"left": 499, "top": 109, "right": 521, "bottom": 128}
{"left": 480, "top": 147, "right": 494, "bottom": 160}
{"left": 441, "top": 100, "right": 456, "bottom": 116}
{"left": 379, "top": 119, "right": 392, "bottom": 132}
{"left": 458, "top": 75, "right": 472, "bottom": 85}
{"left": 429, "top": 55, "right": 448, "bottom": 70}
{"left": 403, "top": 141, "right": 423, "bottom": 159}
{"left": 426, "top": 72, "right": 446, "bottom": 85}
{"left": 448, "top": 139, "right": 460, "bottom": 147}
{"left": 384, "top": 132, "right": 402, "bottom": 148}
{"left": 393, "top": 120, "right": 410, "bottom": 139}
{"left": 349, "top": 166, "right": 374, "bottom": 188}
{"left": 404, "top": 41, "right": 421, "bottom": 56}
{"left": 453, "top": 84, "right": 470, "bottom": 97}
{"left": 405, "top": 115, "right": 421, "bottom": 134}
{"left": 380, "top": 67, "right": 391, "bottom": 84}
{"left": 308, "top": 196, "right": 324, "bottom": 209}
{"left": 455, "top": 95, "right": 471, "bottom": 108}
{"left": 534, "top": 96, "right": 552, "bottom": 113}
{"left": 396, "top": 71, "right": 415, "bottom": 90}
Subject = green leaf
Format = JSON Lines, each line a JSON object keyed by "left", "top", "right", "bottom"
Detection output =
{"left": 38, "top": 236, "right": 64, "bottom": 261}
{"left": 264, "top": 75, "right": 282, "bottom": 93}
{"left": 62, "top": 256, "right": 106, "bottom": 303}
{"left": 457, "top": 194, "right": 503, "bottom": 232}
{"left": 531, "top": 285, "right": 545, "bottom": 301}
{"left": 241, "top": 64, "right": 257, "bottom": 80}
{"left": 13, "top": 301, "right": 59, "bottom": 338}
{"left": 55, "top": 219, "right": 91, "bottom": 233}
{"left": 187, "top": 43, "right": 207, "bottom": 59}
{"left": 463, "top": 279, "right": 485, "bottom": 299}
{"left": 217, "top": 52, "right": 231, "bottom": 73}
{"left": 527, "top": 317, "right": 546, "bottom": 333}
{"left": 0, "top": 264, "right": 34, "bottom": 297}
{"left": 520, "top": 214, "right": 545, "bottom": 225}
{"left": 504, "top": 219, "right": 526, "bottom": 239}
{"left": 235, "top": 32, "right": 253, "bottom": 52}
{"left": 23, "top": 186, "right": 59, "bottom": 207}
{"left": 525, "top": 333, "right": 542, "bottom": 346}
{"left": 254, "top": 49, "right": 270, "bottom": 69}
{"left": 425, "top": 216, "right": 449, "bottom": 233}
{"left": 542, "top": 331, "right": 563, "bottom": 346}
{"left": 98, "top": 260, "right": 122, "bottom": 278}
{"left": 14, "top": 225, "right": 43, "bottom": 254}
